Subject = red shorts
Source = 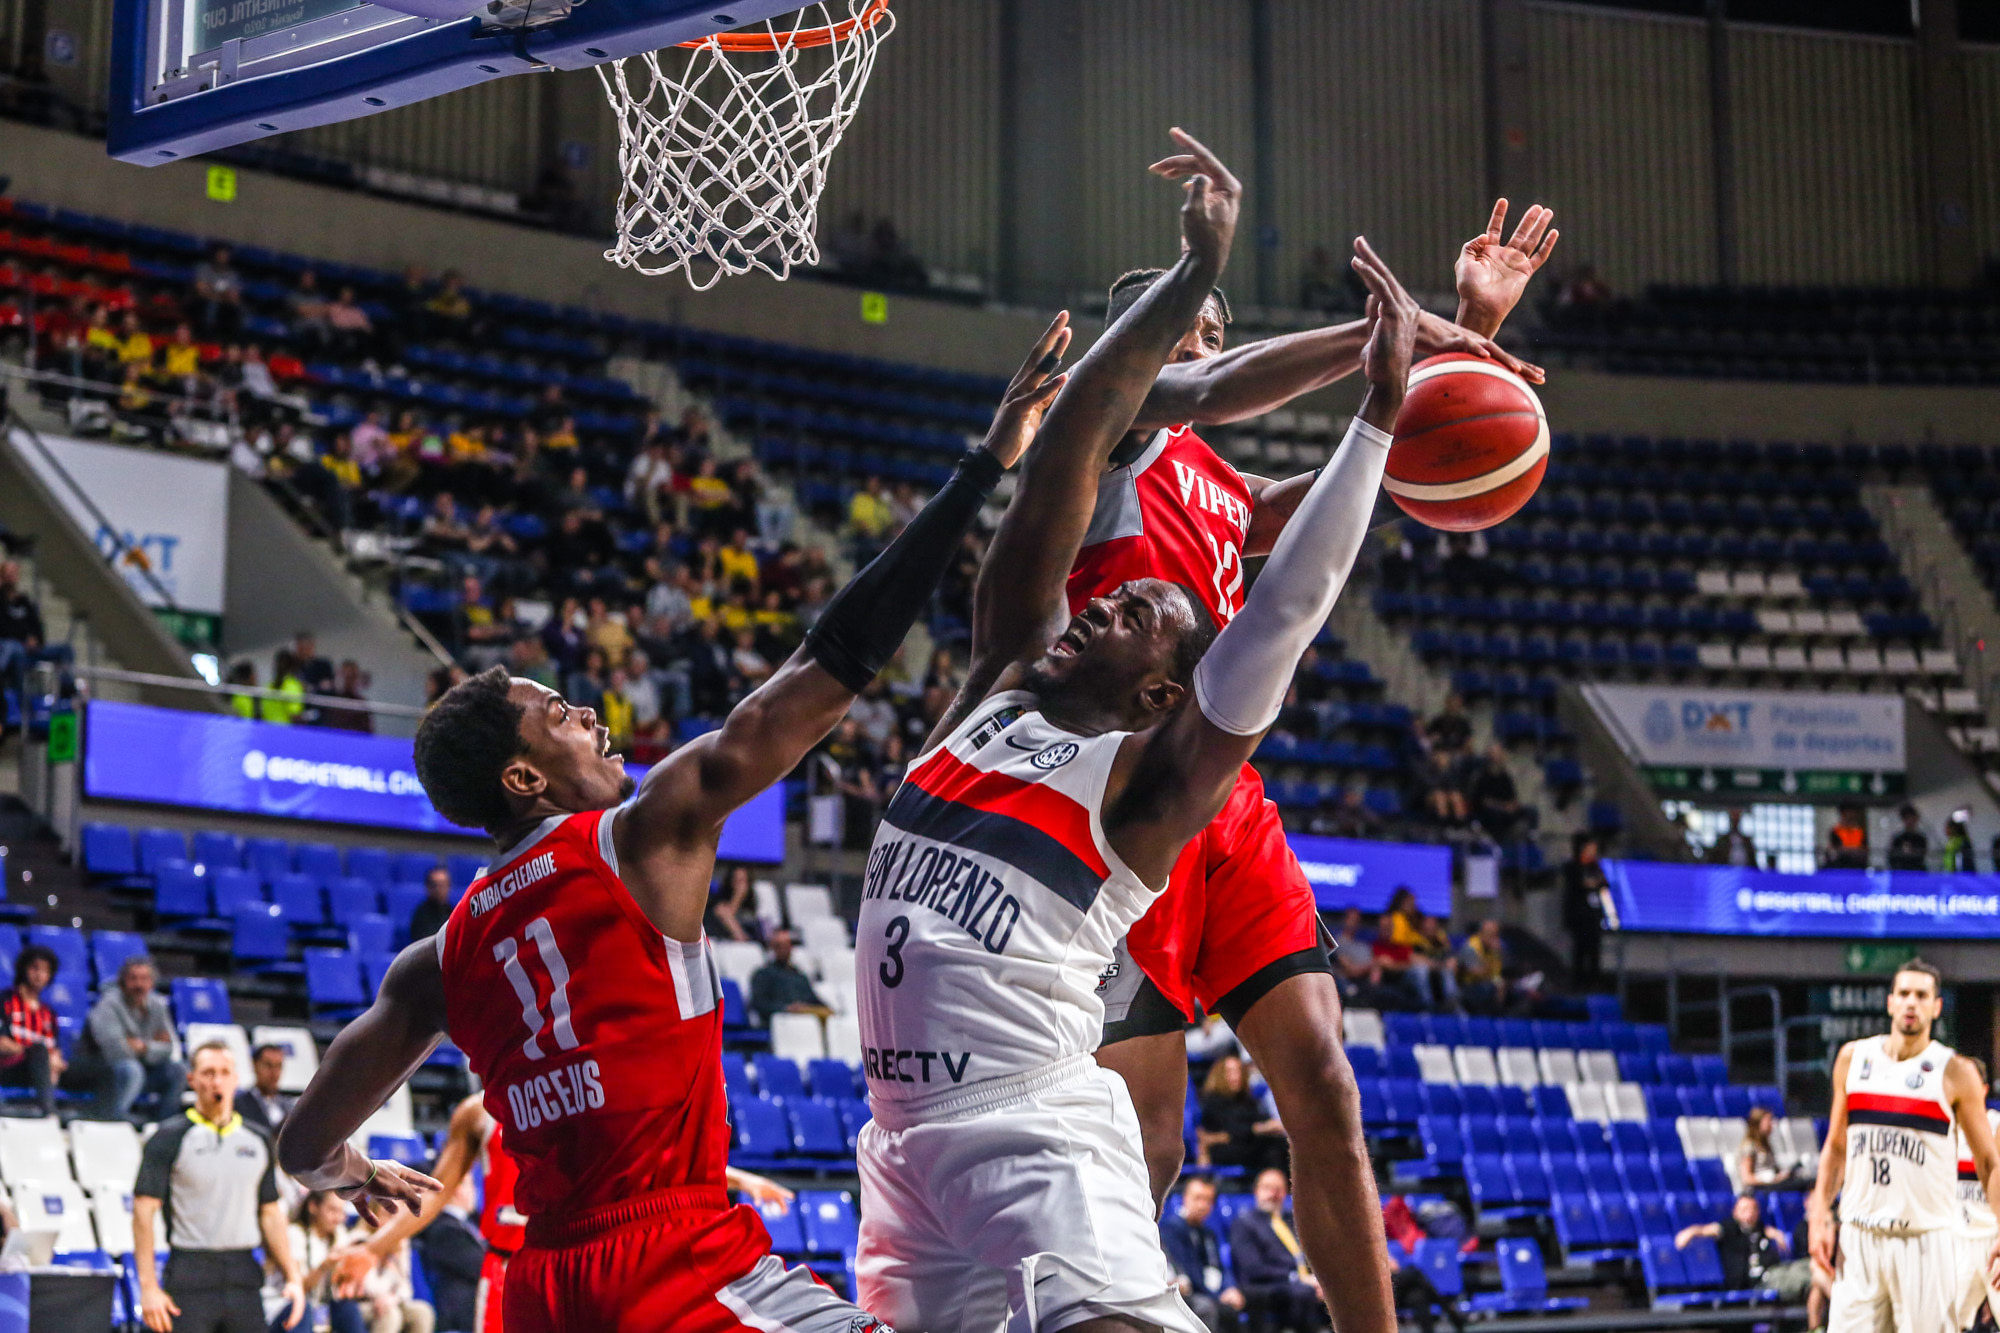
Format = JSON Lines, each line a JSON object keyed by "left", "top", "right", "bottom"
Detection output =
{"left": 1122, "top": 764, "right": 1326, "bottom": 1027}
{"left": 477, "top": 1250, "right": 508, "bottom": 1333}
{"left": 503, "top": 1188, "right": 889, "bottom": 1333}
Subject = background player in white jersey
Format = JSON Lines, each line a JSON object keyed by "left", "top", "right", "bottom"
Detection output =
{"left": 1955, "top": 1057, "right": 1999, "bottom": 1329}
{"left": 853, "top": 128, "right": 1413, "bottom": 1333}
{"left": 1810, "top": 961, "right": 2000, "bottom": 1333}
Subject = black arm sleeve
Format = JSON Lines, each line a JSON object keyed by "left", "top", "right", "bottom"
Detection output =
{"left": 806, "top": 449, "right": 1005, "bottom": 693}
{"left": 135, "top": 1120, "right": 182, "bottom": 1201}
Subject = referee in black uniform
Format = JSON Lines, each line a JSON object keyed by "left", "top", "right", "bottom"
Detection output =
{"left": 134, "top": 1039, "right": 306, "bottom": 1333}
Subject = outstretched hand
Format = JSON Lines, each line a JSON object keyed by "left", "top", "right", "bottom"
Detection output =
{"left": 337, "top": 1158, "right": 443, "bottom": 1229}
{"left": 1352, "top": 237, "right": 1421, "bottom": 420}
{"left": 980, "top": 311, "right": 1072, "bottom": 468}
{"left": 1456, "top": 198, "right": 1558, "bottom": 334}
{"left": 1415, "top": 310, "right": 1545, "bottom": 384}
{"left": 1149, "top": 128, "right": 1241, "bottom": 275}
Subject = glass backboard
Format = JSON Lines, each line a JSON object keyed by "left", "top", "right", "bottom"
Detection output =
{"left": 107, "top": 0, "right": 808, "bottom": 164}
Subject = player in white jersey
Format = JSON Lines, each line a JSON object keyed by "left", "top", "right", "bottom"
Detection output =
{"left": 854, "top": 130, "right": 1412, "bottom": 1333}
{"left": 1810, "top": 961, "right": 2000, "bottom": 1333}
{"left": 1954, "top": 1058, "right": 1999, "bottom": 1328}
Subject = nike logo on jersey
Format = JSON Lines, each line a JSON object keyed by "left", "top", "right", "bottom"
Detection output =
{"left": 1003, "top": 735, "right": 1041, "bottom": 752}
{"left": 1173, "top": 461, "right": 1250, "bottom": 534}
{"left": 863, "top": 1046, "right": 971, "bottom": 1085}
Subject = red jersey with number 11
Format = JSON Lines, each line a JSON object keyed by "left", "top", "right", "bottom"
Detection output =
{"left": 1066, "top": 425, "right": 1253, "bottom": 627}
{"left": 437, "top": 808, "right": 730, "bottom": 1228}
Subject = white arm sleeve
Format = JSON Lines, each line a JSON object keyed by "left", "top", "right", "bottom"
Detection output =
{"left": 1192, "top": 416, "right": 1393, "bottom": 735}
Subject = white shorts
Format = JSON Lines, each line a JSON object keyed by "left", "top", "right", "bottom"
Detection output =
{"left": 1828, "top": 1224, "right": 1962, "bottom": 1333}
{"left": 856, "top": 1055, "right": 1205, "bottom": 1333}
{"left": 1957, "top": 1228, "right": 1998, "bottom": 1329}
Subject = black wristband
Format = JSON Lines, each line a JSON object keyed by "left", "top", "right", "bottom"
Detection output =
{"left": 807, "top": 451, "right": 1004, "bottom": 694}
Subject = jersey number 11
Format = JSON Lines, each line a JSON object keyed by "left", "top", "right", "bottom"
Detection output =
{"left": 495, "top": 917, "right": 581, "bottom": 1060}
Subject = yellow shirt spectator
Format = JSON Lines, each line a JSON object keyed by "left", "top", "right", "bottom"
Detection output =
{"left": 601, "top": 689, "right": 634, "bottom": 752}
{"left": 118, "top": 330, "right": 156, "bottom": 365}
{"left": 161, "top": 341, "right": 202, "bottom": 377}
{"left": 848, "top": 488, "right": 892, "bottom": 540}
{"left": 259, "top": 673, "right": 305, "bottom": 725}
{"left": 689, "top": 475, "right": 731, "bottom": 512}
{"left": 447, "top": 430, "right": 488, "bottom": 462}
{"left": 718, "top": 544, "right": 759, "bottom": 587}
{"left": 322, "top": 453, "right": 361, "bottom": 488}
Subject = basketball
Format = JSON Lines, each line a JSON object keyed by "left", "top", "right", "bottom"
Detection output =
{"left": 1382, "top": 353, "right": 1550, "bottom": 532}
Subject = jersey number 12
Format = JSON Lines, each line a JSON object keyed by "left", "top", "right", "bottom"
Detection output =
{"left": 495, "top": 917, "right": 580, "bottom": 1060}
{"left": 1204, "top": 533, "right": 1243, "bottom": 622}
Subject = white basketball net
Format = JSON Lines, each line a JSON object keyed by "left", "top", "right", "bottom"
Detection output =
{"left": 598, "top": 0, "right": 894, "bottom": 288}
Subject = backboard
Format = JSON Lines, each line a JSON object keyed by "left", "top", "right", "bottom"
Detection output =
{"left": 106, "top": 0, "right": 809, "bottom": 164}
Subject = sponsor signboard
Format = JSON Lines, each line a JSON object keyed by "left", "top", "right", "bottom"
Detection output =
{"left": 1286, "top": 834, "right": 1452, "bottom": 915}
{"left": 1603, "top": 858, "right": 2000, "bottom": 939}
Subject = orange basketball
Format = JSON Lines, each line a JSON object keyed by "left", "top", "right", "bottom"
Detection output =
{"left": 1383, "top": 354, "right": 1550, "bottom": 531}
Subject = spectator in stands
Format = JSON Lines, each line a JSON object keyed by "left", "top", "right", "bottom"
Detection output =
{"left": 78, "top": 953, "right": 185, "bottom": 1122}
{"left": 320, "top": 660, "right": 375, "bottom": 733}
{"left": 1425, "top": 694, "right": 1473, "bottom": 755}
{"left": 194, "top": 245, "right": 245, "bottom": 334}
{"left": 158, "top": 322, "right": 206, "bottom": 391}
{"left": 0, "top": 558, "right": 51, "bottom": 699}
{"left": 1456, "top": 919, "right": 1509, "bottom": 1016}
{"left": 408, "top": 867, "right": 454, "bottom": 944}
{"left": 349, "top": 1219, "right": 435, "bottom": 1333}
{"left": 286, "top": 1189, "right": 366, "bottom": 1333}
{"left": 326, "top": 286, "right": 374, "bottom": 357}
{"left": 1229, "top": 1168, "right": 1327, "bottom": 1331}
{"left": 227, "top": 659, "right": 260, "bottom": 718}
{"left": 1561, "top": 834, "right": 1607, "bottom": 987}
{"left": 1468, "top": 743, "right": 1521, "bottom": 841}
{"left": 625, "top": 439, "right": 675, "bottom": 525}
{"left": 1739, "top": 1106, "right": 1810, "bottom": 1190}
{"left": 1887, "top": 805, "right": 1929, "bottom": 871}
{"left": 817, "top": 717, "right": 880, "bottom": 850}
{"left": 1161, "top": 1177, "right": 1244, "bottom": 1331}
{"left": 0, "top": 944, "right": 63, "bottom": 1117}
{"left": 1942, "top": 809, "right": 1977, "bottom": 873}
{"left": 748, "top": 928, "right": 829, "bottom": 1025}
{"left": 1324, "top": 788, "right": 1381, "bottom": 840}
{"left": 1377, "top": 888, "right": 1444, "bottom": 1011}
{"left": 1332, "top": 907, "right": 1385, "bottom": 1005}
{"left": 1823, "top": 804, "right": 1869, "bottom": 870}
{"left": 1197, "top": 1054, "right": 1289, "bottom": 1176}
{"left": 413, "top": 1176, "right": 482, "bottom": 1333}
{"left": 847, "top": 475, "right": 893, "bottom": 559}
{"left": 235, "top": 1042, "right": 295, "bottom": 1135}
{"left": 1416, "top": 915, "right": 1462, "bottom": 1013}
{"left": 1186, "top": 1013, "right": 1242, "bottom": 1064}
{"left": 1417, "top": 749, "right": 1468, "bottom": 828}
{"left": 136, "top": 1041, "right": 305, "bottom": 1333}
{"left": 1675, "top": 1194, "right": 1810, "bottom": 1304}
{"left": 730, "top": 627, "right": 773, "bottom": 690}
{"left": 705, "top": 865, "right": 762, "bottom": 944}
{"left": 263, "top": 648, "right": 308, "bottom": 725}
{"left": 288, "top": 271, "right": 333, "bottom": 347}
{"left": 1705, "top": 808, "right": 1760, "bottom": 867}
{"left": 423, "top": 270, "right": 473, "bottom": 338}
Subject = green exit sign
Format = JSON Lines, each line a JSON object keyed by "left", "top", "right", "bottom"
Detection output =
{"left": 860, "top": 291, "right": 888, "bottom": 324}
{"left": 1844, "top": 942, "right": 1918, "bottom": 975}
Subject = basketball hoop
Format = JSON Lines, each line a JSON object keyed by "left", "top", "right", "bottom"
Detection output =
{"left": 598, "top": 0, "right": 893, "bottom": 288}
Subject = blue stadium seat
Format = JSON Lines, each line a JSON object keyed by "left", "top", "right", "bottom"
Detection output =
{"left": 383, "top": 885, "right": 426, "bottom": 938}
{"left": 192, "top": 832, "right": 242, "bottom": 870}
{"left": 0, "top": 927, "right": 18, "bottom": 976}
{"left": 732, "top": 1100, "right": 791, "bottom": 1166}
{"left": 1506, "top": 1155, "right": 1551, "bottom": 1206}
{"left": 269, "top": 874, "right": 326, "bottom": 925}
{"left": 40, "top": 971, "right": 89, "bottom": 1021}
{"left": 1382, "top": 1079, "right": 1422, "bottom": 1128}
{"left": 1595, "top": 1191, "right": 1639, "bottom": 1248}
{"left": 232, "top": 904, "right": 291, "bottom": 964}
{"left": 1609, "top": 1122, "right": 1650, "bottom": 1156}
{"left": 753, "top": 1054, "right": 807, "bottom": 1101}
{"left": 393, "top": 853, "right": 440, "bottom": 885}
{"left": 1634, "top": 1024, "right": 1671, "bottom": 1054}
{"left": 81, "top": 823, "right": 137, "bottom": 877}
{"left": 154, "top": 862, "right": 212, "bottom": 921}
{"left": 360, "top": 952, "right": 396, "bottom": 996}
{"left": 304, "top": 949, "right": 366, "bottom": 1014}
{"left": 721, "top": 1052, "right": 755, "bottom": 1102}
{"left": 1630, "top": 1193, "right": 1675, "bottom": 1238}
{"left": 345, "top": 914, "right": 394, "bottom": 956}
{"left": 1690, "top": 1054, "right": 1729, "bottom": 1086}
{"left": 171, "top": 976, "right": 231, "bottom": 1025}
{"left": 1419, "top": 1083, "right": 1462, "bottom": 1118}
{"left": 797, "top": 1190, "right": 859, "bottom": 1257}
{"left": 368, "top": 1135, "right": 429, "bottom": 1167}
{"left": 447, "top": 855, "right": 486, "bottom": 890}
{"left": 1384, "top": 1046, "right": 1420, "bottom": 1080}
{"left": 136, "top": 828, "right": 188, "bottom": 875}
{"left": 838, "top": 1100, "right": 871, "bottom": 1153}
{"left": 1531, "top": 1085, "right": 1571, "bottom": 1120}
{"left": 91, "top": 931, "right": 148, "bottom": 985}
{"left": 1466, "top": 1154, "right": 1539, "bottom": 1219}
{"left": 753, "top": 1197, "right": 807, "bottom": 1255}
{"left": 210, "top": 868, "right": 264, "bottom": 917}
{"left": 1411, "top": 1238, "right": 1464, "bottom": 1312}
{"left": 26, "top": 926, "right": 88, "bottom": 986}
{"left": 328, "top": 878, "right": 384, "bottom": 925}
{"left": 244, "top": 837, "right": 293, "bottom": 879}
{"left": 1461, "top": 1116, "right": 1503, "bottom": 1156}
{"left": 720, "top": 978, "right": 749, "bottom": 1030}
{"left": 1658, "top": 1159, "right": 1700, "bottom": 1196}
{"left": 296, "top": 844, "right": 344, "bottom": 880}
{"left": 1346, "top": 1046, "right": 1383, "bottom": 1079}
{"left": 346, "top": 847, "right": 393, "bottom": 885}
{"left": 1692, "top": 1159, "right": 1732, "bottom": 1197}
{"left": 1551, "top": 1193, "right": 1607, "bottom": 1261}
{"left": 788, "top": 1101, "right": 847, "bottom": 1158}
{"left": 807, "top": 1058, "right": 857, "bottom": 1100}
{"left": 1465, "top": 1238, "right": 1588, "bottom": 1315}
{"left": 1716, "top": 1085, "right": 1753, "bottom": 1118}
{"left": 1639, "top": 1235, "right": 1696, "bottom": 1309}
{"left": 1467, "top": 1085, "right": 1510, "bottom": 1119}
{"left": 1618, "top": 1053, "right": 1660, "bottom": 1083}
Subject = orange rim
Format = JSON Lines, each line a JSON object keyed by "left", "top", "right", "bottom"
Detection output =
{"left": 677, "top": 0, "right": 889, "bottom": 50}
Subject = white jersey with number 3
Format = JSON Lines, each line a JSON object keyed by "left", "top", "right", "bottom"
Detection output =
{"left": 854, "top": 690, "right": 1161, "bottom": 1111}
{"left": 1843, "top": 1035, "right": 1959, "bottom": 1235}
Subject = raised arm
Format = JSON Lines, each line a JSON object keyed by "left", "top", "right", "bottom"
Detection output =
{"left": 1808, "top": 1041, "right": 1855, "bottom": 1270}
{"left": 1946, "top": 1055, "right": 2000, "bottom": 1274}
{"left": 961, "top": 128, "right": 1240, "bottom": 701}
{"left": 278, "top": 940, "right": 448, "bottom": 1223}
{"left": 334, "top": 1095, "right": 489, "bottom": 1296}
{"left": 1103, "top": 237, "right": 1415, "bottom": 888}
{"left": 615, "top": 426, "right": 1022, "bottom": 939}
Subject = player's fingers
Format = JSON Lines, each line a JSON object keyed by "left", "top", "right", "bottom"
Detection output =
{"left": 1484, "top": 197, "right": 1507, "bottom": 243}
{"left": 1170, "top": 127, "right": 1241, "bottom": 194}
{"left": 1532, "top": 228, "right": 1561, "bottom": 268}
{"left": 1182, "top": 175, "right": 1210, "bottom": 209}
{"left": 1507, "top": 203, "right": 1543, "bottom": 249}
{"left": 1148, "top": 155, "right": 1200, "bottom": 178}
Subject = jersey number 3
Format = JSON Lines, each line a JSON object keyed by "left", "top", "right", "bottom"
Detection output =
{"left": 495, "top": 917, "right": 580, "bottom": 1060}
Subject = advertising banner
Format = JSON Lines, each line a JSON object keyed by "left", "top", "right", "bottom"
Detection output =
{"left": 1583, "top": 683, "right": 1904, "bottom": 800}
{"left": 1603, "top": 858, "right": 2000, "bottom": 939}
{"left": 84, "top": 701, "right": 786, "bottom": 862}
{"left": 1285, "top": 834, "right": 1452, "bottom": 916}
{"left": 10, "top": 431, "right": 229, "bottom": 615}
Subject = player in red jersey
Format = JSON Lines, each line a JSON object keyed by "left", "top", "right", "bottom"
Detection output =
{"left": 274, "top": 329, "right": 1071, "bottom": 1333}
{"left": 1079, "top": 162, "right": 1559, "bottom": 1333}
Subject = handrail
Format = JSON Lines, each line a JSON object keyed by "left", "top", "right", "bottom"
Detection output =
{"left": 0, "top": 361, "right": 226, "bottom": 416}
{"left": 72, "top": 664, "right": 429, "bottom": 718}
{"left": 3, "top": 407, "right": 187, "bottom": 612}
